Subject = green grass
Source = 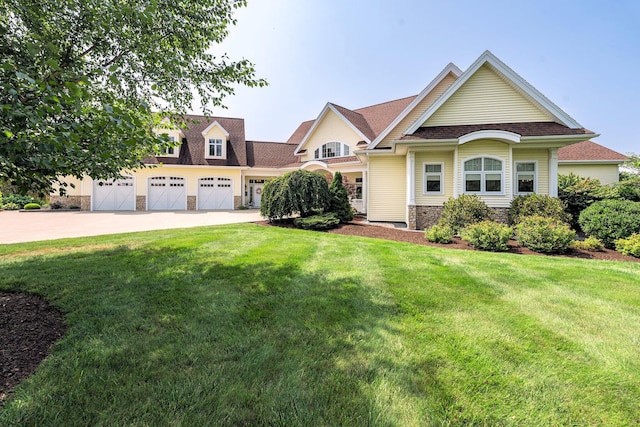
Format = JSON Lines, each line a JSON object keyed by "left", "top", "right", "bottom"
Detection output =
{"left": 1, "top": 223, "right": 640, "bottom": 426}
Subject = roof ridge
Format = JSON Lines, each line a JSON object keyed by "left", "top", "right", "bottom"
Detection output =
{"left": 354, "top": 94, "right": 417, "bottom": 112}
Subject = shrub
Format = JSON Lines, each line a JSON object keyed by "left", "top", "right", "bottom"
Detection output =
{"left": 578, "top": 200, "right": 640, "bottom": 248}
{"left": 424, "top": 224, "right": 454, "bottom": 244}
{"left": 610, "top": 175, "right": 640, "bottom": 202}
{"left": 328, "top": 171, "right": 353, "bottom": 223}
{"left": 515, "top": 216, "right": 576, "bottom": 253}
{"left": 615, "top": 233, "right": 640, "bottom": 258}
{"left": 23, "top": 203, "right": 41, "bottom": 210}
{"left": 439, "top": 194, "right": 494, "bottom": 234}
{"left": 460, "top": 221, "right": 512, "bottom": 252}
{"left": 2, "top": 202, "right": 21, "bottom": 210}
{"left": 50, "top": 200, "right": 65, "bottom": 209}
{"left": 1, "top": 194, "right": 39, "bottom": 209}
{"left": 293, "top": 213, "right": 340, "bottom": 231}
{"left": 508, "top": 193, "right": 570, "bottom": 225}
{"left": 558, "top": 173, "right": 605, "bottom": 229}
{"left": 260, "top": 170, "right": 330, "bottom": 221}
{"left": 571, "top": 236, "right": 604, "bottom": 252}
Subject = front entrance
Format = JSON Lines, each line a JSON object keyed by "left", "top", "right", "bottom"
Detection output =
{"left": 247, "top": 179, "right": 266, "bottom": 208}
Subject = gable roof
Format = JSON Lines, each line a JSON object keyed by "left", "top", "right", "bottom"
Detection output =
{"left": 405, "top": 50, "right": 583, "bottom": 135}
{"left": 558, "top": 140, "right": 627, "bottom": 162}
{"left": 148, "top": 115, "right": 247, "bottom": 166}
{"left": 246, "top": 141, "right": 298, "bottom": 168}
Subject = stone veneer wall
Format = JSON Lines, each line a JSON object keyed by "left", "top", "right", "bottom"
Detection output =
{"left": 410, "top": 205, "right": 509, "bottom": 230}
{"left": 234, "top": 196, "right": 242, "bottom": 209}
{"left": 136, "top": 196, "right": 146, "bottom": 211}
{"left": 187, "top": 196, "right": 196, "bottom": 211}
{"left": 50, "top": 195, "right": 91, "bottom": 210}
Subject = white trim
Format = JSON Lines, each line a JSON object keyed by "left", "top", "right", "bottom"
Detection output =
{"left": 458, "top": 130, "right": 521, "bottom": 145}
{"left": 423, "top": 162, "right": 445, "bottom": 196}
{"left": 300, "top": 160, "right": 330, "bottom": 170}
{"left": 407, "top": 151, "right": 416, "bottom": 206}
{"left": 368, "top": 63, "right": 463, "bottom": 149}
{"left": 453, "top": 147, "right": 459, "bottom": 197}
{"left": 461, "top": 155, "right": 505, "bottom": 195}
{"left": 405, "top": 50, "right": 583, "bottom": 135}
{"left": 294, "top": 103, "right": 371, "bottom": 155}
{"left": 549, "top": 148, "right": 559, "bottom": 197}
{"left": 201, "top": 120, "right": 230, "bottom": 137}
{"left": 513, "top": 160, "right": 539, "bottom": 195}
{"left": 558, "top": 160, "right": 625, "bottom": 165}
{"left": 205, "top": 137, "right": 225, "bottom": 159}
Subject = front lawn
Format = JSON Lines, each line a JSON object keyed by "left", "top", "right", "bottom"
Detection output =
{"left": 1, "top": 224, "right": 639, "bottom": 425}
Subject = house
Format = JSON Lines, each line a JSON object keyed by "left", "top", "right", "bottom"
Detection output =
{"left": 558, "top": 140, "right": 626, "bottom": 184}
{"left": 56, "top": 50, "right": 621, "bottom": 230}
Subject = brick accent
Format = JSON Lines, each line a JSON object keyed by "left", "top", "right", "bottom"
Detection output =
{"left": 49, "top": 195, "right": 90, "bottom": 210}
{"left": 187, "top": 196, "right": 196, "bottom": 211}
{"left": 136, "top": 196, "right": 146, "bottom": 211}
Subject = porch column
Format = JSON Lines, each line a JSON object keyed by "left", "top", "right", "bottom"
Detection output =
{"left": 407, "top": 151, "right": 415, "bottom": 206}
{"left": 362, "top": 170, "right": 367, "bottom": 214}
{"left": 549, "top": 148, "right": 558, "bottom": 197}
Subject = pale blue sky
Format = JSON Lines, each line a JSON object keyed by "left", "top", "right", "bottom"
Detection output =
{"left": 208, "top": 0, "right": 640, "bottom": 155}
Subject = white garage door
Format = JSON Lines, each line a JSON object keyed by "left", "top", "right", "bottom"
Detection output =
{"left": 147, "top": 176, "right": 186, "bottom": 210}
{"left": 198, "top": 177, "right": 233, "bottom": 210}
{"left": 92, "top": 176, "right": 135, "bottom": 211}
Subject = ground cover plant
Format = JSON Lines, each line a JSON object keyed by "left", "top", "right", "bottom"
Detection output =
{"left": 1, "top": 224, "right": 640, "bottom": 425}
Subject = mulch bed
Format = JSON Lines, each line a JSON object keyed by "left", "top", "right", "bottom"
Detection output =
{"left": 257, "top": 219, "right": 640, "bottom": 263}
{"left": 0, "top": 292, "right": 66, "bottom": 405}
{"left": 1, "top": 221, "right": 636, "bottom": 404}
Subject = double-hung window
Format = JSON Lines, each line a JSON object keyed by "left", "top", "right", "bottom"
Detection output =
{"left": 424, "top": 163, "right": 444, "bottom": 194}
{"left": 463, "top": 157, "right": 503, "bottom": 194}
{"left": 208, "top": 138, "right": 223, "bottom": 158}
{"left": 515, "top": 162, "right": 536, "bottom": 194}
{"left": 165, "top": 136, "right": 176, "bottom": 156}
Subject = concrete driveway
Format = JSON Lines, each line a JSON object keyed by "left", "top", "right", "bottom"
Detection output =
{"left": 0, "top": 210, "right": 263, "bottom": 244}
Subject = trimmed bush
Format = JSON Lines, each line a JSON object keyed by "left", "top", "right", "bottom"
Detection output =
{"left": 329, "top": 171, "right": 353, "bottom": 223}
{"left": 578, "top": 200, "right": 640, "bottom": 248}
{"left": 610, "top": 175, "right": 640, "bottom": 202}
{"left": 1, "top": 194, "right": 39, "bottom": 209}
{"left": 424, "top": 224, "right": 454, "bottom": 244}
{"left": 515, "top": 216, "right": 576, "bottom": 253}
{"left": 571, "top": 236, "right": 604, "bottom": 252}
{"left": 293, "top": 213, "right": 340, "bottom": 231}
{"left": 439, "top": 194, "right": 494, "bottom": 234}
{"left": 460, "top": 221, "right": 513, "bottom": 252}
{"left": 615, "top": 233, "right": 640, "bottom": 258}
{"left": 558, "top": 173, "right": 606, "bottom": 228}
{"left": 23, "top": 203, "right": 41, "bottom": 210}
{"left": 508, "top": 193, "right": 570, "bottom": 225}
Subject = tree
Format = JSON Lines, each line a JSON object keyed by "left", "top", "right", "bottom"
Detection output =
{"left": 260, "top": 170, "right": 330, "bottom": 221}
{"left": 0, "top": 0, "right": 266, "bottom": 195}
{"left": 328, "top": 171, "right": 353, "bottom": 223}
{"left": 624, "top": 153, "right": 640, "bottom": 173}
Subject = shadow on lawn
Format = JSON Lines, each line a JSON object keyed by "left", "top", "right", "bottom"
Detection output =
{"left": 0, "top": 243, "right": 452, "bottom": 425}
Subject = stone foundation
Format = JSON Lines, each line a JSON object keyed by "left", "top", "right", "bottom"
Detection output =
{"left": 187, "top": 196, "right": 196, "bottom": 211}
{"left": 50, "top": 195, "right": 91, "bottom": 210}
{"left": 234, "top": 196, "right": 242, "bottom": 209}
{"left": 136, "top": 196, "right": 146, "bottom": 211}
{"left": 410, "top": 205, "right": 509, "bottom": 230}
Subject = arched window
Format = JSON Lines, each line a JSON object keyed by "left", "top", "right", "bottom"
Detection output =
{"left": 314, "top": 142, "right": 350, "bottom": 159}
{"left": 463, "top": 157, "right": 503, "bottom": 194}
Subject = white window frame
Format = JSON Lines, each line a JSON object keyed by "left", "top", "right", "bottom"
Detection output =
{"left": 206, "top": 138, "right": 225, "bottom": 159}
{"left": 314, "top": 141, "right": 350, "bottom": 160}
{"left": 462, "top": 156, "right": 504, "bottom": 195}
{"left": 423, "top": 162, "right": 444, "bottom": 195}
{"left": 514, "top": 161, "right": 538, "bottom": 195}
{"left": 164, "top": 135, "right": 179, "bottom": 158}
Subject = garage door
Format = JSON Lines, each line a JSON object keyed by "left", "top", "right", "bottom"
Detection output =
{"left": 92, "top": 176, "right": 135, "bottom": 211}
{"left": 198, "top": 177, "right": 233, "bottom": 210}
{"left": 147, "top": 176, "right": 186, "bottom": 210}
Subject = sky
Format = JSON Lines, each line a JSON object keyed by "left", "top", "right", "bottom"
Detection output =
{"left": 206, "top": 0, "right": 640, "bottom": 155}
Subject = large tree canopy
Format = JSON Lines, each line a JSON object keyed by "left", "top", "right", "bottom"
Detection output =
{"left": 0, "top": 0, "right": 265, "bottom": 194}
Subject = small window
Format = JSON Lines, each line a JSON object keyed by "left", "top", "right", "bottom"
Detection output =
{"left": 355, "top": 177, "right": 363, "bottom": 199}
{"left": 208, "top": 138, "right": 223, "bottom": 158}
{"left": 165, "top": 136, "right": 176, "bottom": 156}
{"left": 463, "top": 157, "right": 503, "bottom": 194}
{"left": 515, "top": 162, "right": 536, "bottom": 194}
{"left": 424, "top": 163, "right": 444, "bottom": 194}
{"left": 314, "top": 142, "right": 350, "bottom": 160}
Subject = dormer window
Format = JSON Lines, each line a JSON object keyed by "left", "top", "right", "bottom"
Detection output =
{"left": 164, "top": 136, "right": 178, "bottom": 156}
{"left": 314, "top": 141, "right": 350, "bottom": 159}
{"left": 208, "top": 138, "right": 223, "bottom": 158}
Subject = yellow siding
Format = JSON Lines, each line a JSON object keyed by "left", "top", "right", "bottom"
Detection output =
{"left": 558, "top": 164, "right": 620, "bottom": 185}
{"left": 53, "top": 176, "right": 89, "bottom": 196}
{"left": 424, "top": 65, "right": 553, "bottom": 126}
{"left": 512, "top": 149, "right": 550, "bottom": 195}
{"left": 458, "top": 140, "right": 511, "bottom": 207}
{"left": 414, "top": 151, "right": 454, "bottom": 205}
{"left": 377, "top": 73, "right": 457, "bottom": 148}
{"left": 299, "top": 109, "right": 362, "bottom": 162}
{"left": 368, "top": 156, "right": 406, "bottom": 221}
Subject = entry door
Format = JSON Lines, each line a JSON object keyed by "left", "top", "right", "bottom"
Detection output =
{"left": 147, "top": 176, "right": 186, "bottom": 210}
{"left": 93, "top": 176, "right": 135, "bottom": 210}
{"left": 248, "top": 179, "right": 266, "bottom": 208}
